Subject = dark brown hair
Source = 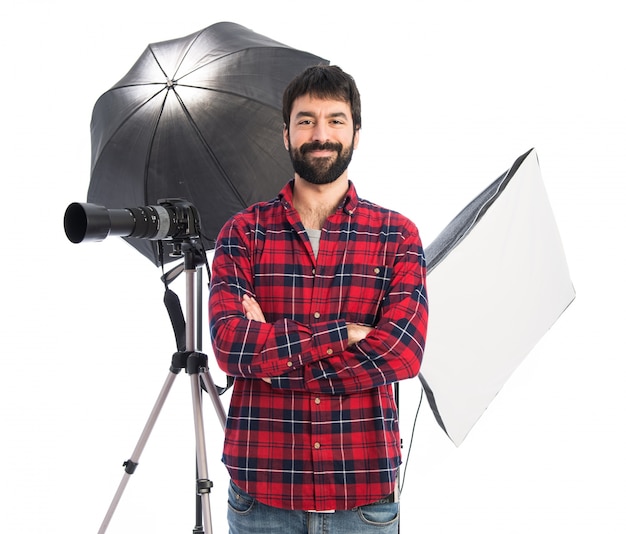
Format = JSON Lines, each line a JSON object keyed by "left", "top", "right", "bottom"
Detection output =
{"left": 282, "top": 65, "right": 361, "bottom": 132}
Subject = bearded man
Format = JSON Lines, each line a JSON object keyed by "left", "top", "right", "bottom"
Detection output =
{"left": 209, "top": 65, "right": 428, "bottom": 534}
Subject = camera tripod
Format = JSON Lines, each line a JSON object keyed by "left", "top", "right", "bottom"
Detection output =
{"left": 98, "top": 241, "right": 227, "bottom": 534}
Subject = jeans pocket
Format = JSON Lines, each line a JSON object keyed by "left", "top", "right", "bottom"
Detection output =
{"left": 227, "top": 480, "right": 255, "bottom": 515}
{"left": 358, "top": 501, "right": 399, "bottom": 527}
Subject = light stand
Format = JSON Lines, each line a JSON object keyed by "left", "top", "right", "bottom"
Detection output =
{"left": 97, "top": 239, "right": 227, "bottom": 533}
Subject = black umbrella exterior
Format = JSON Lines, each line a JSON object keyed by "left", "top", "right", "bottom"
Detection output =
{"left": 417, "top": 149, "right": 575, "bottom": 446}
{"left": 87, "top": 22, "right": 328, "bottom": 266}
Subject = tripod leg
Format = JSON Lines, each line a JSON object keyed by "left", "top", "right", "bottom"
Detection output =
{"left": 190, "top": 372, "right": 214, "bottom": 534}
{"left": 98, "top": 369, "right": 178, "bottom": 534}
{"left": 199, "top": 371, "right": 227, "bottom": 431}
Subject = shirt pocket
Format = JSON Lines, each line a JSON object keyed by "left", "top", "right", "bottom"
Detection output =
{"left": 334, "top": 263, "right": 392, "bottom": 325}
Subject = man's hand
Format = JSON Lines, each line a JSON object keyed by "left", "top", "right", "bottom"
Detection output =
{"left": 346, "top": 323, "right": 374, "bottom": 346}
{"left": 242, "top": 294, "right": 271, "bottom": 383}
{"left": 242, "top": 294, "right": 266, "bottom": 323}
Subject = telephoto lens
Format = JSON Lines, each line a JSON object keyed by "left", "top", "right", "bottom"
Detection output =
{"left": 64, "top": 199, "right": 201, "bottom": 244}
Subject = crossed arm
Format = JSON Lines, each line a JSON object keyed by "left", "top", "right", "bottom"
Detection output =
{"left": 242, "top": 294, "right": 373, "bottom": 345}
{"left": 242, "top": 294, "right": 374, "bottom": 384}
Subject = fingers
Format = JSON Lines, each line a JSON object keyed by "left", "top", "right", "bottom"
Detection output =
{"left": 242, "top": 294, "right": 266, "bottom": 323}
{"left": 346, "top": 322, "right": 374, "bottom": 346}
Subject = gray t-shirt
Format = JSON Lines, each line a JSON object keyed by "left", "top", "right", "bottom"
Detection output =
{"left": 306, "top": 228, "right": 321, "bottom": 259}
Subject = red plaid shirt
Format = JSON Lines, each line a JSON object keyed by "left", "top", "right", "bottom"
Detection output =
{"left": 209, "top": 180, "right": 428, "bottom": 511}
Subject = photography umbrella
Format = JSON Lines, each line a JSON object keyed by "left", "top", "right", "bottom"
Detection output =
{"left": 418, "top": 148, "right": 576, "bottom": 446}
{"left": 87, "top": 21, "right": 328, "bottom": 266}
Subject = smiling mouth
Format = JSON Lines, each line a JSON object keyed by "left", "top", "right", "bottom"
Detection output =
{"left": 301, "top": 142, "right": 342, "bottom": 155}
{"left": 307, "top": 149, "right": 336, "bottom": 157}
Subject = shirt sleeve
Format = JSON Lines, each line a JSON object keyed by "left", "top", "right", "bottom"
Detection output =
{"left": 271, "top": 221, "right": 428, "bottom": 395}
{"left": 209, "top": 216, "right": 350, "bottom": 379}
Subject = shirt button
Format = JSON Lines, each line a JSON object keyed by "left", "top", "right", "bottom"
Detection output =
{"left": 315, "top": 397, "right": 321, "bottom": 405}
{"left": 314, "top": 311, "right": 321, "bottom": 319}
{"left": 314, "top": 442, "right": 321, "bottom": 449}
{"left": 312, "top": 268, "right": 316, "bottom": 275}
{"left": 326, "top": 348, "right": 333, "bottom": 355}
{"left": 374, "top": 267, "right": 380, "bottom": 274}
{"left": 287, "top": 361, "right": 293, "bottom": 367}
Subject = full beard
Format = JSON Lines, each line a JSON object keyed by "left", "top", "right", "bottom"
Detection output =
{"left": 289, "top": 140, "right": 354, "bottom": 185}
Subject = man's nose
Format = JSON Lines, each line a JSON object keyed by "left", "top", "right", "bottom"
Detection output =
{"left": 311, "top": 122, "right": 330, "bottom": 142}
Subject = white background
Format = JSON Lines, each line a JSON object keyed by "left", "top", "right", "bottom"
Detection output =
{"left": 2, "top": 1, "right": 624, "bottom": 532}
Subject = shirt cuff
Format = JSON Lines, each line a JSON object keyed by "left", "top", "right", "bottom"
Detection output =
{"left": 310, "top": 319, "right": 349, "bottom": 362}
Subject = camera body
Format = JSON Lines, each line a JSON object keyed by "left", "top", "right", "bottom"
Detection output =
{"left": 64, "top": 198, "right": 201, "bottom": 244}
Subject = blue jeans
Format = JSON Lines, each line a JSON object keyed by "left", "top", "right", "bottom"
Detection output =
{"left": 227, "top": 480, "right": 400, "bottom": 534}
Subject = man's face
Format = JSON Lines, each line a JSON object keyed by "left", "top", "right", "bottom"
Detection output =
{"left": 284, "top": 95, "right": 360, "bottom": 185}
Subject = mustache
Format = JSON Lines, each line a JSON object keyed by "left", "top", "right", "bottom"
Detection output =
{"left": 299, "top": 141, "right": 343, "bottom": 154}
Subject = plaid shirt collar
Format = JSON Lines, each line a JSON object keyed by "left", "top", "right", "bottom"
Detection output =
{"left": 278, "top": 179, "right": 360, "bottom": 217}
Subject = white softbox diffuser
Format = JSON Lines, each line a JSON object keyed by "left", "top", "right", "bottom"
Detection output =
{"left": 419, "top": 149, "right": 575, "bottom": 446}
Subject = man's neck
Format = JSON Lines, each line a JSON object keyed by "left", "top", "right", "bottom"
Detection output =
{"left": 292, "top": 175, "right": 349, "bottom": 230}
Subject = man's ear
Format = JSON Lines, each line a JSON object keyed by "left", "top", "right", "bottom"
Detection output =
{"left": 283, "top": 124, "right": 289, "bottom": 150}
{"left": 353, "top": 128, "right": 361, "bottom": 150}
